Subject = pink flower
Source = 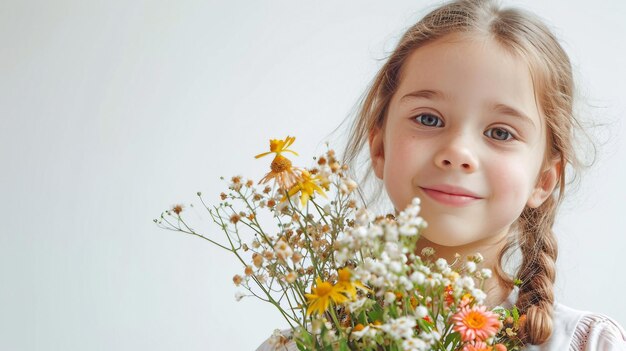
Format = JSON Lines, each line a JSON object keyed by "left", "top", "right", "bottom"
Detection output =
{"left": 462, "top": 340, "right": 492, "bottom": 351}
{"left": 452, "top": 305, "right": 501, "bottom": 342}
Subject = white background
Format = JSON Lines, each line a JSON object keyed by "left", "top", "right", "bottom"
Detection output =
{"left": 1, "top": 0, "right": 625, "bottom": 350}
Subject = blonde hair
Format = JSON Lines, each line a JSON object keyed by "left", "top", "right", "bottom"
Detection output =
{"left": 342, "top": 0, "right": 590, "bottom": 345}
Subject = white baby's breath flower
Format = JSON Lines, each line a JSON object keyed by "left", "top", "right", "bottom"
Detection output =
{"left": 323, "top": 204, "right": 331, "bottom": 215}
{"left": 465, "top": 261, "right": 477, "bottom": 273}
{"left": 353, "top": 268, "right": 371, "bottom": 283}
{"left": 421, "top": 247, "right": 435, "bottom": 257}
{"left": 411, "top": 197, "right": 421, "bottom": 206}
{"left": 399, "top": 224, "right": 418, "bottom": 236}
{"left": 346, "top": 297, "right": 368, "bottom": 313}
{"left": 388, "top": 261, "right": 403, "bottom": 274}
{"left": 425, "top": 277, "right": 438, "bottom": 288}
{"left": 371, "top": 276, "right": 386, "bottom": 287}
{"left": 284, "top": 271, "right": 297, "bottom": 284}
{"left": 399, "top": 276, "right": 413, "bottom": 291}
{"left": 441, "top": 266, "right": 452, "bottom": 276}
{"left": 455, "top": 276, "right": 475, "bottom": 290}
{"left": 410, "top": 271, "right": 425, "bottom": 285}
{"left": 402, "top": 337, "right": 428, "bottom": 351}
{"left": 367, "top": 225, "right": 384, "bottom": 239}
{"left": 381, "top": 316, "right": 416, "bottom": 340}
{"left": 384, "top": 225, "right": 399, "bottom": 242}
{"left": 435, "top": 258, "right": 448, "bottom": 271}
{"left": 364, "top": 258, "right": 387, "bottom": 276}
{"left": 384, "top": 291, "right": 396, "bottom": 305}
{"left": 415, "top": 305, "right": 428, "bottom": 319}
{"left": 274, "top": 240, "right": 293, "bottom": 261}
{"left": 234, "top": 291, "right": 245, "bottom": 301}
{"left": 353, "top": 226, "right": 368, "bottom": 240}
{"left": 334, "top": 249, "right": 350, "bottom": 266}
{"left": 355, "top": 208, "right": 373, "bottom": 225}
{"left": 472, "top": 288, "right": 487, "bottom": 303}
{"left": 380, "top": 251, "right": 391, "bottom": 264}
{"left": 419, "top": 330, "right": 441, "bottom": 344}
{"left": 342, "top": 178, "right": 358, "bottom": 193}
{"left": 384, "top": 242, "right": 403, "bottom": 259}
{"left": 480, "top": 268, "right": 492, "bottom": 279}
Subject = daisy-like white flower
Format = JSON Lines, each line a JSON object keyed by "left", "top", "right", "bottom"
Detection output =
{"left": 305, "top": 277, "right": 349, "bottom": 316}
{"left": 452, "top": 305, "right": 501, "bottom": 342}
{"left": 350, "top": 323, "right": 379, "bottom": 340}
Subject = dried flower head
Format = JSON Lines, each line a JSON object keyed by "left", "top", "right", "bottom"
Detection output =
{"left": 171, "top": 204, "right": 184, "bottom": 215}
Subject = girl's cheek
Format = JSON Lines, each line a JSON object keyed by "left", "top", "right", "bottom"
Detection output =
{"left": 489, "top": 160, "right": 531, "bottom": 201}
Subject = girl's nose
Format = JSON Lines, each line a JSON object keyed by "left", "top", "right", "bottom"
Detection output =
{"left": 433, "top": 136, "right": 479, "bottom": 172}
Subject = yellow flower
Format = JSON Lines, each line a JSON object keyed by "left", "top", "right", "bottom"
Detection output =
{"left": 305, "top": 277, "right": 349, "bottom": 316}
{"left": 285, "top": 170, "right": 327, "bottom": 207}
{"left": 254, "top": 136, "right": 299, "bottom": 159}
{"left": 256, "top": 137, "right": 303, "bottom": 190}
{"left": 335, "top": 268, "right": 369, "bottom": 300}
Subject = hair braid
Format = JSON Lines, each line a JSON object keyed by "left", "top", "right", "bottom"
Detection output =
{"left": 515, "top": 197, "right": 559, "bottom": 344}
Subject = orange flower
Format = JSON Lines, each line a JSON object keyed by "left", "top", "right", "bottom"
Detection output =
{"left": 452, "top": 305, "right": 501, "bottom": 342}
{"left": 257, "top": 155, "right": 303, "bottom": 190}
{"left": 256, "top": 137, "right": 303, "bottom": 189}
{"left": 462, "top": 341, "right": 493, "bottom": 351}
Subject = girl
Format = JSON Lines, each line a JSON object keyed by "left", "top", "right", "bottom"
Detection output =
{"left": 259, "top": 0, "right": 626, "bottom": 349}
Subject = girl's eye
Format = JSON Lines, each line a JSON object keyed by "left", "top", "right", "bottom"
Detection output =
{"left": 414, "top": 113, "right": 444, "bottom": 127}
{"left": 484, "top": 127, "right": 515, "bottom": 141}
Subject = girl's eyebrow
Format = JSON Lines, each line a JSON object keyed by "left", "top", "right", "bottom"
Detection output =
{"left": 400, "top": 89, "right": 536, "bottom": 130}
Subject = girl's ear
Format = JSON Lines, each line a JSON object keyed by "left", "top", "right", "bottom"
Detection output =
{"left": 369, "top": 127, "right": 385, "bottom": 180}
{"left": 526, "top": 159, "right": 561, "bottom": 208}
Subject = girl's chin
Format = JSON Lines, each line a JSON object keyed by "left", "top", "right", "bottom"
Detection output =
{"left": 419, "top": 231, "right": 478, "bottom": 248}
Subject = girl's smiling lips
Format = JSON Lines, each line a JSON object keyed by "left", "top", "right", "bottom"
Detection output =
{"left": 419, "top": 184, "right": 483, "bottom": 206}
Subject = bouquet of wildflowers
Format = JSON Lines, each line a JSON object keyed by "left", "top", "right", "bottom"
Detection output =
{"left": 156, "top": 136, "right": 526, "bottom": 351}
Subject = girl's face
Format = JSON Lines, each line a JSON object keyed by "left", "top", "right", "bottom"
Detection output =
{"left": 369, "top": 35, "right": 560, "bottom": 247}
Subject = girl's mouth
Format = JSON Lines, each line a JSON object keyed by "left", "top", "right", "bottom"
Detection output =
{"left": 419, "top": 187, "right": 481, "bottom": 207}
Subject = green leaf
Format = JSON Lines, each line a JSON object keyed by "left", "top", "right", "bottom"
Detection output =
{"left": 338, "top": 339, "right": 349, "bottom": 351}
{"left": 444, "top": 331, "right": 461, "bottom": 346}
{"left": 368, "top": 302, "right": 384, "bottom": 323}
{"left": 357, "top": 311, "right": 367, "bottom": 325}
{"left": 512, "top": 305, "right": 520, "bottom": 320}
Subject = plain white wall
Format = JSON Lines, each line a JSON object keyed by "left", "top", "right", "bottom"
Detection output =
{"left": 1, "top": 0, "right": 625, "bottom": 350}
